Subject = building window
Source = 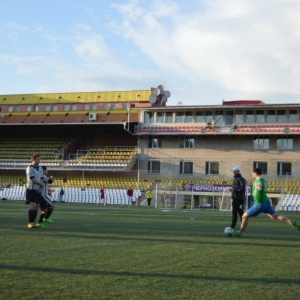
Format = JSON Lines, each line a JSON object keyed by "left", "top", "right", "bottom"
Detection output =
{"left": 45, "top": 105, "right": 51, "bottom": 112}
{"left": 148, "top": 161, "right": 160, "bottom": 173}
{"left": 185, "top": 112, "right": 193, "bottom": 123}
{"left": 215, "top": 112, "right": 224, "bottom": 125}
{"left": 104, "top": 104, "right": 109, "bottom": 110}
{"left": 71, "top": 105, "right": 77, "bottom": 111}
{"left": 34, "top": 106, "right": 39, "bottom": 112}
{"left": 175, "top": 112, "right": 184, "bottom": 123}
{"left": 91, "top": 104, "right": 97, "bottom": 110}
{"left": 277, "top": 162, "right": 292, "bottom": 176}
{"left": 288, "top": 110, "right": 298, "bottom": 122}
{"left": 225, "top": 111, "right": 233, "bottom": 125}
{"left": 165, "top": 112, "right": 173, "bottom": 123}
{"left": 277, "top": 110, "right": 286, "bottom": 123}
{"left": 15, "top": 106, "right": 20, "bottom": 112}
{"left": 204, "top": 111, "right": 213, "bottom": 123}
{"left": 26, "top": 106, "right": 32, "bottom": 112}
{"left": 145, "top": 112, "right": 154, "bottom": 124}
{"left": 112, "top": 104, "right": 117, "bottom": 110}
{"left": 253, "top": 136, "right": 269, "bottom": 150}
{"left": 156, "top": 112, "right": 164, "bottom": 123}
{"left": 255, "top": 110, "right": 265, "bottom": 123}
{"left": 245, "top": 110, "right": 255, "bottom": 123}
{"left": 122, "top": 103, "right": 128, "bottom": 110}
{"left": 180, "top": 161, "right": 193, "bottom": 174}
{"left": 84, "top": 104, "right": 90, "bottom": 111}
{"left": 195, "top": 112, "right": 205, "bottom": 123}
{"left": 267, "top": 110, "right": 276, "bottom": 123}
{"left": 8, "top": 106, "right": 13, "bottom": 112}
{"left": 52, "top": 105, "right": 58, "bottom": 112}
{"left": 253, "top": 162, "right": 268, "bottom": 175}
{"left": 205, "top": 162, "right": 219, "bottom": 175}
{"left": 148, "top": 136, "right": 162, "bottom": 148}
{"left": 277, "top": 136, "right": 293, "bottom": 150}
{"left": 179, "top": 136, "right": 195, "bottom": 149}
{"left": 234, "top": 111, "right": 244, "bottom": 125}
{"left": 64, "top": 105, "right": 70, "bottom": 111}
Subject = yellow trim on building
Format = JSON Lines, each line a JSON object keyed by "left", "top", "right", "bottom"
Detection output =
{"left": 0, "top": 90, "right": 151, "bottom": 104}
{"left": 0, "top": 109, "right": 138, "bottom": 116}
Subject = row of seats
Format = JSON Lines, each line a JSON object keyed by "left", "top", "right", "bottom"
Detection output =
{"left": 0, "top": 186, "right": 142, "bottom": 205}
{"left": 279, "top": 194, "right": 300, "bottom": 211}
{"left": 69, "top": 147, "right": 137, "bottom": 168}
{"left": 89, "top": 147, "right": 135, "bottom": 152}
{"left": 0, "top": 136, "right": 68, "bottom": 161}
{"left": 1, "top": 174, "right": 300, "bottom": 193}
{"left": 3, "top": 186, "right": 300, "bottom": 210}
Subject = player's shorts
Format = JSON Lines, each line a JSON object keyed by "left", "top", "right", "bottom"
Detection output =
{"left": 40, "top": 196, "right": 54, "bottom": 210}
{"left": 25, "top": 189, "right": 41, "bottom": 204}
{"left": 128, "top": 196, "right": 133, "bottom": 201}
{"left": 246, "top": 200, "right": 275, "bottom": 217}
{"left": 100, "top": 195, "right": 105, "bottom": 199}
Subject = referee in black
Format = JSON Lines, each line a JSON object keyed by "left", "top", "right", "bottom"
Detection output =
{"left": 26, "top": 154, "right": 44, "bottom": 228}
{"left": 230, "top": 166, "right": 246, "bottom": 230}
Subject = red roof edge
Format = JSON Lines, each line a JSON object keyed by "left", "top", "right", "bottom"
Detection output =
{"left": 222, "top": 100, "right": 265, "bottom": 105}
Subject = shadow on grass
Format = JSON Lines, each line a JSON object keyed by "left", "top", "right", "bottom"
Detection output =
{"left": 1, "top": 264, "right": 299, "bottom": 285}
{"left": 9, "top": 217, "right": 299, "bottom": 241}
{"left": 12, "top": 228, "right": 299, "bottom": 248}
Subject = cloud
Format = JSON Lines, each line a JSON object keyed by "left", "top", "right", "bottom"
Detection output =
{"left": 1, "top": 0, "right": 300, "bottom": 105}
{"left": 112, "top": 0, "right": 300, "bottom": 104}
{"left": 0, "top": 22, "right": 158, "bottom": 94}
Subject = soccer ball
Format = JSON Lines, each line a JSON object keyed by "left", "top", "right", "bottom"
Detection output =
{"left": 224, "top": 227, "right": 234, "bottom": 237}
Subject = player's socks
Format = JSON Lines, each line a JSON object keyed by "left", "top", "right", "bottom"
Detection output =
{"left": 29, "top": 209, "right": 38, "bottom": 223}
{"left": 45, "top": 208, "right": 53, "bottom": 219}
{"left": 39, "top": 213, "right": 46, "bottom": 224}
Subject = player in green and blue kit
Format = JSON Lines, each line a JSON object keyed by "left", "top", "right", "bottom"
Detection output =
{"left": 233, "top": 168, "right": 300, "bottom": 236}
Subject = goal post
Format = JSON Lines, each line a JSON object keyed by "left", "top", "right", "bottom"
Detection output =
{"left": 219, "top": 187, "right": 232, "bottom": 211}
{"left": 220, "top": 187, "right": 249, "bottom": 211}
{"left": 154, "top": 167, "right": 181, "bottom": 209}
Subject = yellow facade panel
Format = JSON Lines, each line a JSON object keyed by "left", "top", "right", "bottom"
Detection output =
{"left": 0, "top": 90, "right": 151, "bottom": 105}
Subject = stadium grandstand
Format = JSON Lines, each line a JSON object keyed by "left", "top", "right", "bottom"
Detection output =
{"left": 0, "top": 89, "right": 300, "bottom": 211}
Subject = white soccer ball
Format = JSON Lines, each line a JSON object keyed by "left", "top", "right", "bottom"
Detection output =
{"left": 224, "top": 227, "right": 234, "bottom": 237}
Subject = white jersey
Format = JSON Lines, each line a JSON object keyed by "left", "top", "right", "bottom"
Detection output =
{"left": 26, "top": 164, "right": 43, "bottom": 190}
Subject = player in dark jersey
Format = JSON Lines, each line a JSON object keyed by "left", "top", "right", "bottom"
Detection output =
{"left": 230, "top": 166, "right": 246, "bottom": 230}
{"left": 36, "top": 166, "right": 55, "bottom": 227}
{"left": 25, "top": 154, "right": 44, "bottom": 228}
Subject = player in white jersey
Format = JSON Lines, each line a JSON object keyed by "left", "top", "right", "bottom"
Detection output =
{"left": 25, "top": 154, "right": 44, "bottom": 228}
{"left": 36, "top": 166, "right": 55, "bottom": 227}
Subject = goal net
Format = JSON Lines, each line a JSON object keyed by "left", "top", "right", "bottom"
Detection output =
{"left": 154, "top": 168, "right": 182, "bottom": 209}
{"left": 219, "top": 188, "right": 232, "bottom": 211}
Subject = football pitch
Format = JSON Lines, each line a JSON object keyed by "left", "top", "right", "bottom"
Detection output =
{"left": 0, "top": 201, "right": 299, "bottom": 300}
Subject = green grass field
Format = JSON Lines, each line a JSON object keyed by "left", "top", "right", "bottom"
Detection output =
{"left": 0, "top": 200, "right": 299, "bottom": 300}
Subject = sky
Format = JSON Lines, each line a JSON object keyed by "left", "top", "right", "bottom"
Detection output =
{"left": 1, "top": 0, "right": 300, "bottom": 106}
